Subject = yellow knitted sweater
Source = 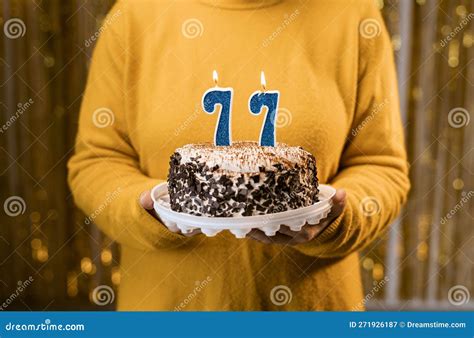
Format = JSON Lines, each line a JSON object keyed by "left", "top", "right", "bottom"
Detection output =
{"left": 68, "top": 0, "right": 410, "bottom": 310}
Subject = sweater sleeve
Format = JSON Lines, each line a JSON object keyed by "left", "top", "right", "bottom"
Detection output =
{"left": 67, "top": 2, "right": 192, "bottom": 251}
{"left": 295, "top": 3, "right": 410, "bottom": 258}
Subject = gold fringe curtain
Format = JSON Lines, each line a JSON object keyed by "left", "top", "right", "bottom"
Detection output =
{"left": 364, "top": 0, "right": 473, "bottom": 309}
{"left": 1, "top": 0, "right": 117, "bottom": 310}
{"left": 399, "top": 0, "right": 473, "bottom": 308}
{"left": 0, "top": 0, "right": 473, "bottom": 310}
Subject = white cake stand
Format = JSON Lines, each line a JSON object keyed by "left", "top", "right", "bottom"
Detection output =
{"left": 151, "top": 183, "right": 335, "bottom": 239}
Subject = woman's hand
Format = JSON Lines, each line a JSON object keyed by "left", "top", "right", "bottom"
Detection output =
{"left": 247, "top": 189, "right": 346, "bottom": 245}
{"left": 139, "top": 190, "right": 201, "bottom": 237}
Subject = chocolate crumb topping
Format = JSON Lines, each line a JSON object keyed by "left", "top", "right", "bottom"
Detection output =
{"left": 168, "top": 141, "right": 319, "bottom": 217}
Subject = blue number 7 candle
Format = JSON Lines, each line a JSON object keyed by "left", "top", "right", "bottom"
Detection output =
{"left": 248, "top": 71, "right": 280, "bottom": 147}
{"left": 202, "top": 70, "right": 233, "bottom": 146}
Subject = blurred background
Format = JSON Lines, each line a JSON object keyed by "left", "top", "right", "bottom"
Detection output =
{"left": 0, "top": 0, "right": 472, "bottom": 310}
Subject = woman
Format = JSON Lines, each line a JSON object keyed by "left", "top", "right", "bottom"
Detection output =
{"left": 68, "top": 0, "right": 409, "bottom": 310}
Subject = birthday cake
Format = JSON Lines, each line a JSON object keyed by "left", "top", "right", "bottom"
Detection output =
{"left": 167, "top": 141, "right": 319, "bottom": 217}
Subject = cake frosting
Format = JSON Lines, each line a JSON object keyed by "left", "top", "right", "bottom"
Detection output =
{"left": 168, "top": 141, "right": 318, "bottom": 217}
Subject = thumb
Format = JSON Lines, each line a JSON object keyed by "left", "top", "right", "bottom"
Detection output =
{"left": 139, "top": 191, "right": 154, "bottom": 210}
{"left": 327, "top": 189, "right": 346, "bottom": 220}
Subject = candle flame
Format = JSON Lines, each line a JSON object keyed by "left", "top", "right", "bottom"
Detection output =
{"left": 213, "top": 70, "right": 218, "bottom": 86}
{"left": 260, "top": 71, "right": 266, "bottom": 91}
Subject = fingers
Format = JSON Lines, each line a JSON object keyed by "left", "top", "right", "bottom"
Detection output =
{"left": 140, "top": 190, "right": 161, "bottom": 220}
{"left": 247, "top": 229, "right": 293, "bottom": 245}
{"left": 249, "top": 227, "right": 318, "bottom": 246}
{"left": 139, "top": 190, "right": 160, "bottom": 219}
{"left": 286, "top": 188, "right": 347, "bottom": 244}
{"left": 140, "top": 188, "right": 347, "bottom": 241}
{"left": 288, "top": 227, "right": 319, "bottom": 245}
{"left": 269, "top": 190, "right": 347, "bottom": 244}
{"left": 277, "top": 225, "right": 299, "bottom": 237}
{"left": 182, "top": 228, "right": 202, "bottom": 237}
{"left": 268, "top": 232, "right": 294, "bottom": 244}
{"left": 140, "top": 190, "right": 201, "bottom": 237}
{"left": 326, "top": 188, "right": 346, "bottom": 223}
{"left": 247, "top": 229, "right": 271, "bottom": 244}
{"left": 332, "top": 188, "right": 346, "bottom": 205}
{"left": 139, "top": 190, "right": 154, "bottom": 210}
